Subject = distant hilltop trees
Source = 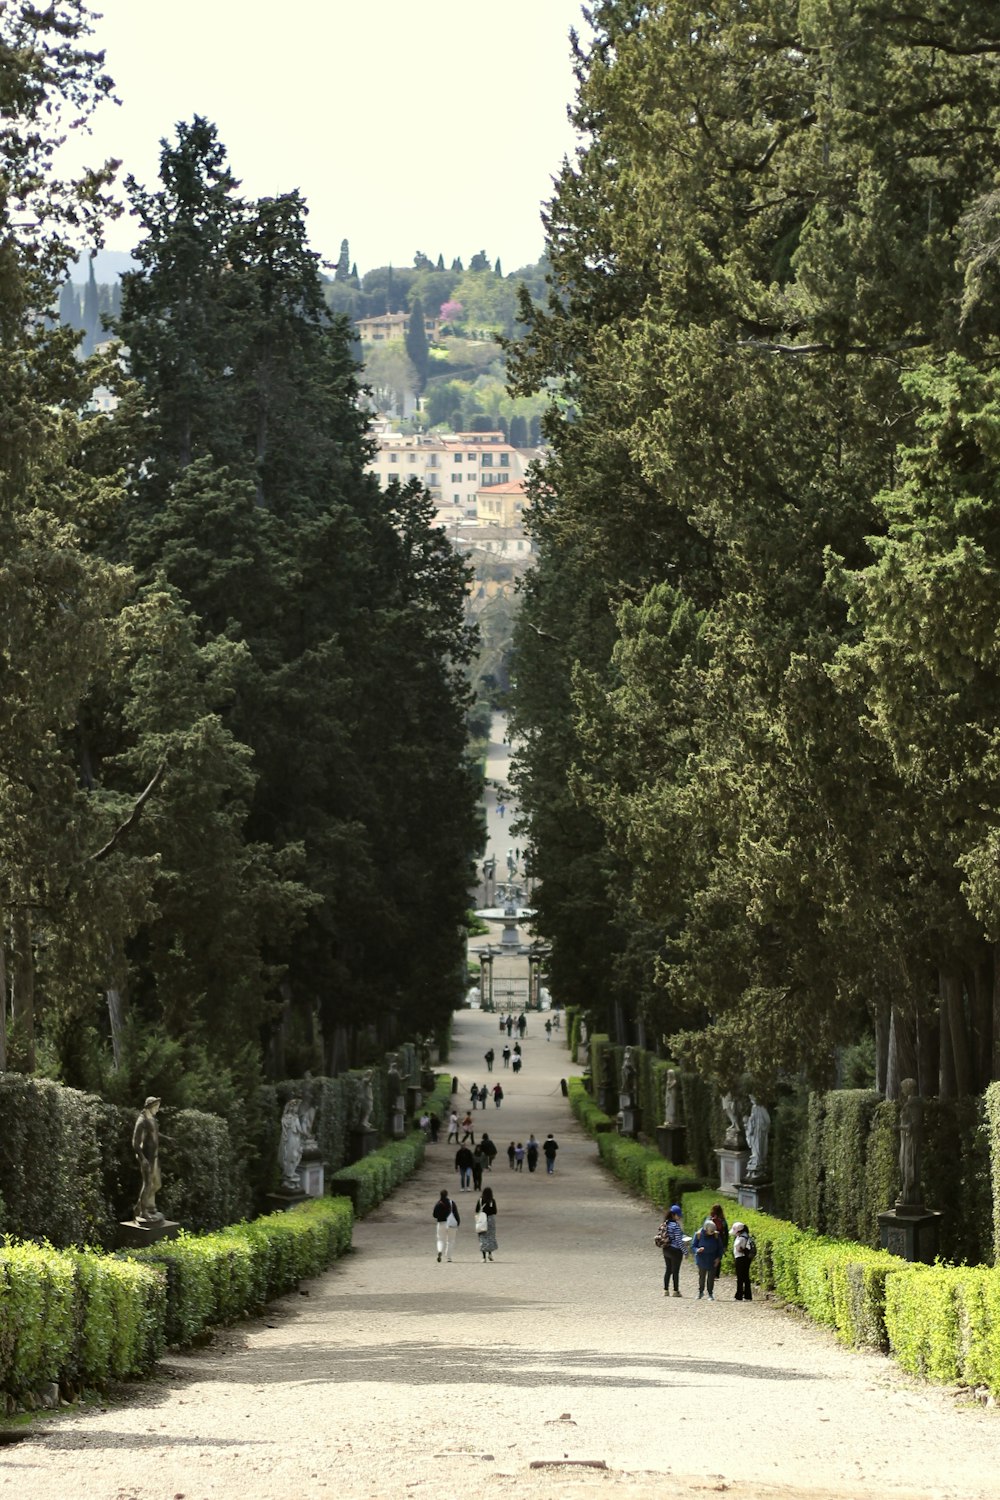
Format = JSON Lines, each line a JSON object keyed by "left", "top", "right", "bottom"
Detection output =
{"left": 58, "top": 260, "right": 122, "bottom": 357}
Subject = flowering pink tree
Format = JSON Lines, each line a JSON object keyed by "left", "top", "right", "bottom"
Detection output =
{"left": 440, "top": 299, "right": 464, "bottom": 323}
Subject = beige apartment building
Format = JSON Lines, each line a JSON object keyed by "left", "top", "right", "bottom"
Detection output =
{"left": 356, "top": 310, "right": 443, "bottom": 343}
{"left": 367, "top": 429, "right": 535, "bottom": 520}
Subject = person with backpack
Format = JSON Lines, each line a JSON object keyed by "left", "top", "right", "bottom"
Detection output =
{"left": 732, "top": 1220, "right": 755, "bottom": 1301}
{"left": 432, "top": 1188, "right": 460, "bottom": 1261}
{"left": 655, "top": 1203, "right": 686, "bottom": 1296}
{"left": 542, "top": 1133, "right": 559, "bottom": 1174}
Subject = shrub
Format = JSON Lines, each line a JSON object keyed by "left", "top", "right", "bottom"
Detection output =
{"left": 987, "top": 1083, "right": 1000, "bottom": 1266}
{"left": 885, "top": 1264, "right": 962, "bottom": 1383}
{"left": 567, "top": 1076, "right": 614, "bottom": 1134}
{"left": 66, "top": 1249, "right": 166, "bottom": 1383}
{"left": 0, "top": 1242, "right": 76, "bottom": 1396}
{"left": 329, "top": 1133, "right": 426, "bottom": 1217}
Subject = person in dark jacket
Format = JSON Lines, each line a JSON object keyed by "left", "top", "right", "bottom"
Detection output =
{"left": 432, "top": 1189, "right": 460, "bottom": 1261}
{"left": 454, "top": 1144, "right": 474, "bottom": 1191}
{"left": 479, "top": 1132, "right": 497, "bottom": 1171}
{"left": 657, "top": 1205, "right": 686, "bottom": 1296}
{"left": 526, "top": 1135, "right": 539, "bottom": 1173}
{"left": 732, "top": 1220, "right": 753, "bottom": 1301}
{"left": 476, "top": 1186, "right": 498, "bottom": 1260}
{"left": 691, "top": 1218, "right": 721, "bottom": 1299}
{"left": 542, "top": 1134, "right": 559, "bottom": 1173}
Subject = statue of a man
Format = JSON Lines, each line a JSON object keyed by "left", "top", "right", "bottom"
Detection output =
{"left": 358, "top": 1069, "right": 375, "bottom": 1131}
{"left": 420, "top": 1036, "right": 433, "bottom": 1071}
{"left": 279, "top": 1098, "right": 306, "bottom": 1191}
{"left": 744, "top": 1096, "right": 771, "bottom": 1179}
{"left": 663, "top": 1068, "right": 679, "bottom": 1126}
{"left": 620, "top": 1046, "right": 636, "bottom": 1097}
{"left": 387, "top": 1053, "right": 405, "bottom": 1105}
{"left": 132, "top": 1096, "right": 164, "bottom": 1222}
{"left": 897, "top": 1077, "right": 923, "bottom": 1207}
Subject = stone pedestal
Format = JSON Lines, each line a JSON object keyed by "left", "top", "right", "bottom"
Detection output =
{"left": 598, "top": 1087, "right": 617, "bottom": 1116}
{"left": 298, "top": 1158, "right": 326, "bottom": 1197}
{"left": 878, "top": 1205, "right": 942, "bottom": 1264}
{"left": 421, "top": 1070, "right": 436, "bottom": 1093}
{"left": 391, "top": 1110, "right": 407, "bottom": 1140}
{"left": 618, "top": 1106, "right": 640, "bottom": 1137}
{"left": 737, "top": 1180, "right": 775, "bottom": 1214}
{"left": 716, "top": 1147, "right": 750, "bottom": 1197}
{"left": 656, "top": 1125, "right": 687, "bottom": 1163}
{"left": 117, "top": 1217, "right": 180, "bottom": 1250}
{"left": 406, "top": 1085, "right": 423, "bottom": 1115}
{"left": 266, "top": 1189, "right": 310, "bottom": 1213}
{"left": 350, "top": 1127, "right": 378, "bottom": 1162}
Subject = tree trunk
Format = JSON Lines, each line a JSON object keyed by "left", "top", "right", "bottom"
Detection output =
{"left": 874, "top": 997, "right": 889, "bottom": 1095}
{"left": 0, "top": 908, "right": 7, "bottom": 1073}
{"left": 916, "top": 1001, "right": 938, "bottom": 1099}
{"left": 10, "top": 906, "right": 35, "bottom": 1072}
{"left": 970, "top": 956, "right": 992, "bottom": 1091}
{"left": 106, "top": 985, "right": 126, "bottom": 1069}
{"left": 939, "top": 970, "right": 972, "bottom": 1097}
{"left": 886, "top": 1001, "right": 918, "bottom": 1100}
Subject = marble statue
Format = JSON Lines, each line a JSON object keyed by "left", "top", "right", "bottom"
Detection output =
{"left": 132, "top": 1096, "right": 164, "bottom": 1222}
{"left": 620, "top": 1046, "right": 637, "bottom": 1097}
{"left": 279, "top": 1097, "right": 306, "bottom": 1191}
{"left": 420, "top": 1036, "right": 433, "bottom": 1071}
{"left": 663, "top": 1068, "right": 679, "bottom": 1127}
{"left": 897, "top": 1077, "right": 923, "bottom": 1207}
{"left": 358, "top": 1069, "right": 375, "bottom": 1131}
{"left": 387, "top": 1053, "right": 405, "bottom": 1105}
{"left": 722, "top": 1091, "right": 744, "bottom": 1150}
{"left": 744, "top": 1096, "right": 771, "bottom": 1179}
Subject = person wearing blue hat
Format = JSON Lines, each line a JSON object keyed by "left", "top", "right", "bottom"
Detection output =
{"left": 655, "top": 1204, "right": 686, "bottom": 1296}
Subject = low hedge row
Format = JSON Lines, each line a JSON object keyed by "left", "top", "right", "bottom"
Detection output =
{"left": 130, "top": 1197, "right": 354, "bottom": 1347}
{"left": 0, "top": 1242, "right": 166, "bottom": 1399}
{"left": 329, "top": 1133, "right": 427, "bottom": 1217}
{"left": 567, "top": 1079, "right": 701, "bottom": 1209}
{"left": 0, "top": 1197, "right": 353, "bottom": 1399}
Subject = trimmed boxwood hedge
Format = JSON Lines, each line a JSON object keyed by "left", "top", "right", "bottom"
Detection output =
{"left": 329, "top": 1134, "right": 426, "bottom": 1217}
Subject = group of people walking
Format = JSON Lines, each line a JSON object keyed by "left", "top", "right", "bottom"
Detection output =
{"left": 656, "top": 1202, "right": 755, "bottom": 1301}
{"left": 432, "top": 1185, "right": 498, "bottom": 1262}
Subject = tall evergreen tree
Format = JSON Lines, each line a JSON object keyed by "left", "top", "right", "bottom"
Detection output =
{"left": 405, "top": 293, "right": 430, "bottom": 393}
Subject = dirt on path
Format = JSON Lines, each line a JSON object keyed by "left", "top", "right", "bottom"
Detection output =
{"left": 7, "top": 1008, "right": 1000, "bottom": 1500}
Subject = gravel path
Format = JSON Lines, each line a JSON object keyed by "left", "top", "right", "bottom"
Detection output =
{"left": 7, "top": 1008, "right": 1000, "bottom": 1500}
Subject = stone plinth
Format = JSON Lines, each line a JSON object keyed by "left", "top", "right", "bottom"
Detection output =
{"left": 737, "top": 1180, "right": 775, "bottom": 1214}
{"left": 716, "top": 1147, "right": 750, "bottom": 1197}
{"left": 117, "top": 1217, "right": 180, "bottom": 1249}
{"left": 298, "top": 1158, "right": 326, "bottom": 1197}
{"left": 350, "top": 1127, "right": 378, "bottom": 1162}
{"left": 406, "top": 1085, "right": 423, "bottom": 1115}
{"left": 391, "top": 1109, "right": 407, "bottom": 1140}
{"left": 598, "top": 1087, "right": 617, "bottom": 1116}
{"left": 878, "top": 1205, "right": 942, "bottom": 1264}
{"left": 656, "top": 1125, "right": 687, "bottom": 1163}
{"left": 421, "top": 1070, "right": 436, "bottom": 1093}
{"left": 618, "top": 1106, "right": 640, "bottom": 1138}
{"left": 266, "top": 1189, "right": 310, "bottom": 1213}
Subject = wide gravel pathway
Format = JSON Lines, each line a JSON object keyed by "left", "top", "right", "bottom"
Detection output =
{"left": 7, "top": 1008, "right": 1000, "bottom": 1500}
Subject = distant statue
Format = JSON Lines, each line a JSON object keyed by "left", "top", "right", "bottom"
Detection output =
{"left": 299, "top": 1100, "right": 318, "bottom": 1154}
{"left": 420, "top": 1036, "right": 433, "bottom": 1072}
{"left": 663, "top": 1069, "right": 680, "bottom": 1127}
{"left": 722, "top": 1091, "right": 744, "bottom": 1150}
{"left": 279, "top": 1097, "right": 307, "bottom": 1191}
{"left": 358, "top": 1069, "right": 375, "bottom": 1132}
{"left": 897, "top": 1077, "right": 923, "bottom": 1207}
{"left": 620, "top": 1046, "right": 637, "bottom": 1098}
{"left": 387, "top": 1053, "right": 405, "bottom": 1105}
{"left": 744, "top": 1096, "right": 771, "bottom": 1179}
{"left": 132, "top": 1096, "right": 164, "bottom": 1222}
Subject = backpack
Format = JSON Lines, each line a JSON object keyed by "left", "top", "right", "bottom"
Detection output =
{"left": 744, "top": 1232, "right": 757, "bottom": 1262}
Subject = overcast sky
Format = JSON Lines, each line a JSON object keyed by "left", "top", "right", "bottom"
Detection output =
{"left": 65, "top": 0, "right": 589, "bottom": 275}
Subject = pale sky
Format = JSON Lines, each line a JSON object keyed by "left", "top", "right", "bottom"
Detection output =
{"left": 65, "top": 0, "right": 589, "bottom": 276}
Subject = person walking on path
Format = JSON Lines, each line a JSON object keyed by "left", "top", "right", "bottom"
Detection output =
{"left": 658, "top": 1205, "right": 685, "bottom": 1296}
{"left": 455, "top": 1144, "right": 474, "bottom": 1192}
{"left": 492, "top": 1083, "right": 504, "bottom": 1109}
{"left": 475, "top": 1186, "right": 498, "bottom": 1261}
{"left": 429, "top": 1112, "right": 440, "bottom": 1143}
{"left": 484, "top": 1048, "right": 495, "bottom": 1073}
{"left": 517, "top": 1013, "right": 526, "bottom": 1038}
{"left": 710, "top": 1202, "right": 729, "bottom": 1286}
{"left": 512, "top": 1054, "right": 522, "bottom": 1074}
{"left": 472, "top": 1143, "right": 486, "bottom": 1192}
{"left": 545, "top": 1019, "right": 552, "bottom": 1041}
{"left": 692, "top": 1218, "right": 721, "bottom": 1300}
{"left": 514, "top": 1141, "right": 525, "bottom": 1171}
{"left": 526, "top": 1134, "right": 539, "bottom": 1173}
{"left": 470, "top": 1083, "right": 480, "bottom": 1111}
{"left": 460, "top": 1112, "right": 475, "bottom": 1142}
{"left": 433, "top": 1189, "right": 460, "bottom": 1261}
{"left": 732, "top": 1221, "right": 753, "bottom": 1301}
{"left": 446, "top": 1110, "right": 459, "bottom": 1143}
{"left": 507, "top": 1140, "right": 516, "bottom": 1169}
{"left": 543, "top": 1133, "right": 559, "bottom": 1174}
{"left": 502, "top": 1044, "right": 512, "bottom": 1068}
{"left": 506, "top": 1015, "right": 513, "bottom": 1037}
{"left": 480, "top": 1132, "right": 497, "bottom": 1172}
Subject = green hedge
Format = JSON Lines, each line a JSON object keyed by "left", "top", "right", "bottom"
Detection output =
{"left": 988, "top": 1083, "right": 1000, "bottom": 1266}
{"left": 328, "top": 1133, "right": 427, "bottom": 1216}
{"left": 128, "top": 1197, "right": 354, "bottom": 1348}
{"left": 0, "top": 1241, "right": 165, "bottom": 1399}
{"left": 567, "top": 1076, "right": 615, "bottom": 1134}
